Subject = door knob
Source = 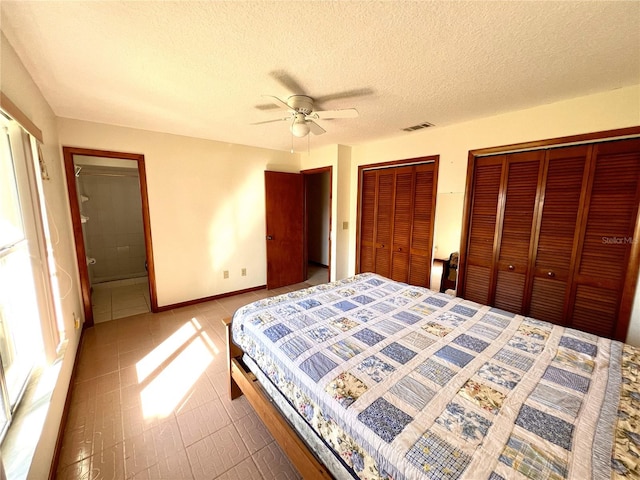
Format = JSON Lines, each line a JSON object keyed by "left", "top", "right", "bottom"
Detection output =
{"left": 508, "top": 265, "right": 515, "bottom": 271}
{"left": 266, "top": 235, "right": 273, "bottom": 240}
{"left": 547, "top": 271, "right": 555, "bottom": 278}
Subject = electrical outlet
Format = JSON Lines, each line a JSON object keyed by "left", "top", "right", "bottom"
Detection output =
{"left": 223, "top": 270, "right": 229, "bottom": 279}
{"left": 73, "top": 312, "right": 80, "bottom": 330}
{"left": 241, "top": 268, "right": 247, "bottom": 276}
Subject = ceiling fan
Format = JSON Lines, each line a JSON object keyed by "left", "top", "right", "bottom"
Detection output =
{"left": 251, "top": 94, "right": 359, "bottom": 138}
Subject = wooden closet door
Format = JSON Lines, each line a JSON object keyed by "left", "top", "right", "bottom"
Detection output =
{"left": 358, "top": 168, "right": 397, "bottom": 278}
{"left": 462, "top": 156, "right": 504, "bottom": 304}
{"left": 570, "top": 138, "right": 640, "bottom": 339}
{"left": 408, "top": 164, "right": 436, "bottom": 287}
{"left": 358, "top": 162, "right": 437, "bottom": 287}
{"left": 359, "top": 171, "right": 377, "bottom": 273}
{"left": 527, "top": 145, "right": 589, "bottom": 324}
{"left": 493, "top": 151, "right": 543, "bottom": 314}
{"left": 390, "top": 167, "right": 414, "bottom": 282}
{"left": 374, "top": 170, "right": 395, "bottom": 277}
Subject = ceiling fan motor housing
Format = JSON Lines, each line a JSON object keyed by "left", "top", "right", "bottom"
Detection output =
{"left": 287, "top": 95, "right": 314, "bottom": 115}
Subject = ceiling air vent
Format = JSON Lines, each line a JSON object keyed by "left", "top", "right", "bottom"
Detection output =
{"left": 402, "top": 122, "right": 434, "bottom": 132}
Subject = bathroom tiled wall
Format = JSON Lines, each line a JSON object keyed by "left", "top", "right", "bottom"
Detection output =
{"left": 79, "top": 174, "right": 146, "bottom": 283}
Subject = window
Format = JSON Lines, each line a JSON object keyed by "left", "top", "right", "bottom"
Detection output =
{"left": 0, "top": 115, "right": 59, "bottom": 442}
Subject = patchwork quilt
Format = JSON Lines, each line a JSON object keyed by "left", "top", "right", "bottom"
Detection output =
{"left": 231, "top": 273, "right": 640, "bottom": 480}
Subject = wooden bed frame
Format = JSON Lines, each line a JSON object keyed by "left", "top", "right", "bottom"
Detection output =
{"left": 223, "top": 317, "right": 334, "bottom": 479}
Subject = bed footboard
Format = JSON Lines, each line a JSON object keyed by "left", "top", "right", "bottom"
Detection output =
{"left": 222, "top": 317, "right": 333, "bottom": 479}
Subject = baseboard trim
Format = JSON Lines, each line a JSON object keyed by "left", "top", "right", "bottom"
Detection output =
{"left": 49, "top": 329, "right": 85, "bottom": 480}
{"left": 156, "top": 285, "right": 267, "bottom": 312}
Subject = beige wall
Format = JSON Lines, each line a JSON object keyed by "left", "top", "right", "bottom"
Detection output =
{"left": 57, "top": 118, "right": 300, "bottom": 307}
{"left": 335, "top": 145, "right": 352, "bottom": 280}
{"left": 1, "top": 32, "right": 84, "bottom": 478}
{"left": 348, "top": 85, "right": 640, "bottom": 345}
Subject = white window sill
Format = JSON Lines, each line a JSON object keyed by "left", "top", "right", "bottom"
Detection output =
{"left": 1, "top": 340, "right": 68, "bottom": 479}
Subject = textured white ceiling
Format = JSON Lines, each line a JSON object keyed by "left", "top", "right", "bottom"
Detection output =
{"left": 1, "top": 1, "right": 639, "bottom": 152}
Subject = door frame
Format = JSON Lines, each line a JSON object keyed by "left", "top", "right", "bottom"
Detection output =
{"left": 301, "top": 166, "right": 333, "bottom": 283}
{"left": 63, "top": 147, "right": 157, "bottom": 327}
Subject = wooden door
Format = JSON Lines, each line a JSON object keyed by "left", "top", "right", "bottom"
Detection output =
{"left": 493, "top": 151, "right": 543, "bottom": 314}
{"left": 265, "top": 171, "right": 304, "bottom": 289}
{"left": 358, "top": 162, "right": 437, "bottom": 288}
{"left": 374, "top": 170, "right": 395, "bottom": 278}
{"left": 390, "top": 167, "right": 414, "bottom": 282}
{"left": 527, "top": 145, "right": 589, "bottom": 324}
{"left": 359, "top": 171, "right": 377, "bottom": 273}
{"left": 569, "top": 138, "right": 640, "bottom": 339}
{"left": 460, "top": 131, "right": 640, "bottom": 340}
{"left": 408, "top": 164, "right": 437, "bottom": 286}
{"left": 462, "top": 156, "right": 504, "bottom": 304}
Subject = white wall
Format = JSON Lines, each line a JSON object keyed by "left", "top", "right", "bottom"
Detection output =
{"left": 348, "top": 85, "right": 640, "bottom": 345}
{"left": 57, "top": 118, "right": 300, "bottom": 307}
{"left": 1, "top": 32, "right": 84, "bottom": 479}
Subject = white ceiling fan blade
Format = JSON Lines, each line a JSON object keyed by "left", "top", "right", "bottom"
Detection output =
{"left": 308, "top": 120, "right": 326, "bottom": 135}
{"left": 262, "top": 95, "right": 293, "bottom": 111}
{"left": 313, "top": 108, "right": 358, "bottom": 120}
{"left": 251, "top": 117, "right": 290, "bottom": 125}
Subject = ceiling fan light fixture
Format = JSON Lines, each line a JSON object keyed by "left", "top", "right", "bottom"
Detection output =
{"left": 290, "top": 114, "right": 310, "bottom": 138}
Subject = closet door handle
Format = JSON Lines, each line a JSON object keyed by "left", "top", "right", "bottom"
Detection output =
{"left": 508, "top": 265, "right": 515, "bottom": 271}
{"left": 547, "top": 271, "right": 555, "bottom": 278}
{"left": 266, "top": 235, "right": 273, "bottom": 240}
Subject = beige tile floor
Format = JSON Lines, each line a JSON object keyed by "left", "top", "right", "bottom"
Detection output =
{"left": 92, "top": 277, "right": 151, "bottom": 323}
{"left": 56, "top": 280, "right": 319, "bottom": 479}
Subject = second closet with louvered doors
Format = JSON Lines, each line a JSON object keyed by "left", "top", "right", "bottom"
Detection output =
{"left": 357, "top": 157, "right": 438, "bottom": 288}
{"left": 458, "top": 133, "right": 640, "bottom": 341}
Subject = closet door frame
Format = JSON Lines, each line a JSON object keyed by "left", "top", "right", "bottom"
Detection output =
{"left": 355, "top": 155, "right": 439, "bottom": 283}
{"left": 458, "top": 126, "right": 640, "bottom": 340}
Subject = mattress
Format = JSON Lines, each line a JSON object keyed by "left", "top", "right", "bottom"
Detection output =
{"left": 231, "top": 273, "right": 640, "bottom": 479}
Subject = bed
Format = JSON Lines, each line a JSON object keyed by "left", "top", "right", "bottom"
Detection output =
{"left": 225, "top": 273, "right": 639, "bottom": 479}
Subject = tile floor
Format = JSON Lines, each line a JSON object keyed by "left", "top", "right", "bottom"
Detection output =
{"left": 56, "top": 281, "right": 314, "bottom": 479}
{"left": 92, "top": 277, "right": 151, "bottom": 323}
{"left": 306, "top": 263, "right": 328, "bottom": 286}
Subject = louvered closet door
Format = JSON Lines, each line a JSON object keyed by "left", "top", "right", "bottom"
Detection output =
{"left": 570, "top": 138, "right": 640, "bottom": 338}
{"left": 374, "top": 170, "right": 395, "bottom": 277}
{"left": 358, "top": 163, "right": 436, "bottom": 287}
{"left": 527, "top": 145, "right": 589, "bottom": 324}
{"left": 358, "top": 169, "right": 396, "bottom": 278}
{"left": 408, "top": 164, "right": 436, "bottom": 286}
{"left": 359, "top": 171, "right": 377, "bottom": 273}
{"left": 390, "top": 167, "right": 414, "bottom": 282}
{"left": 493, "top": 151, "right": 543, "bottom": 314}
{"left": 463, "top": 156, "right": 504, "bottom": 304}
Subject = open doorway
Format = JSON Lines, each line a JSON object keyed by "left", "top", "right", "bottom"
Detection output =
{"left": 63, "top": 147, "right": 156, "bottom": 327}
{"left": 303, "top": 167, "right": 331, "bottom": 285}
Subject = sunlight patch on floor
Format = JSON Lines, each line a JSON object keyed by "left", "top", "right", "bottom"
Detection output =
{"left": 137, "top": 318, "right": 215, "bottom": 419}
